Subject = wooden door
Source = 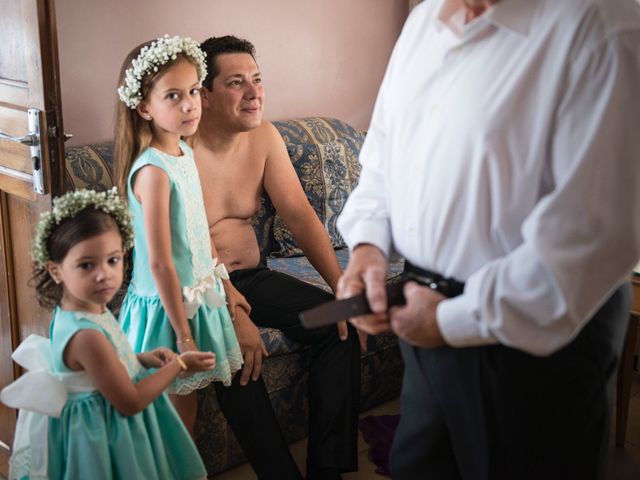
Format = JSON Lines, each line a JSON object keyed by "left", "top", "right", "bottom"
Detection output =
{"left": 0, "top": 0, "right": 65, "bottom": 473}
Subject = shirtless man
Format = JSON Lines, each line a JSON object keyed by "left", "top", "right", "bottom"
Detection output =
{"left": 192, "top": 35, "right": 360, "bottom": 480}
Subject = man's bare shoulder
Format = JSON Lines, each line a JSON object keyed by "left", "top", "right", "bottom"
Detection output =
{"left": 248, "top": 120, "right": 285, "bottom": 151}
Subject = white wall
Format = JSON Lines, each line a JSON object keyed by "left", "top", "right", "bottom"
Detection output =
{"left": 56, "top": 0, "right": 408, "bottom": 145}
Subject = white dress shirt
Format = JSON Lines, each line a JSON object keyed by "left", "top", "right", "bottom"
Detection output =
{"left": 338, "top": 0, "right": 640, "bottom": 356}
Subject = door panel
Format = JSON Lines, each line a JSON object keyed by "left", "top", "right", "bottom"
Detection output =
{"left": 0, "top": 107, "right": 31, "bottom": 174}
{"left": 0, "top": 0, "right": 65, "bottom": 473}
{"left": 0, "top": 82, "right": 29, "bottom": 107}
{"left": 0, "top": 1, "right": 28, "bottom": 83}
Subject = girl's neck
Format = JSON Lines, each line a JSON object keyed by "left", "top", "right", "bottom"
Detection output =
{"left": 150, "top": 137, "right": 183, "bottom": 156}
{"left": 149, "top": 126, "right": 183, "bottom": 156}
{"left": 60, "top": 298, "right": 106, "bottom": 315}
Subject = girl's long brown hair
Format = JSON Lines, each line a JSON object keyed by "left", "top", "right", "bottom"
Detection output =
{"left": 114, "top": 41, "right": 199, "bottom": 196}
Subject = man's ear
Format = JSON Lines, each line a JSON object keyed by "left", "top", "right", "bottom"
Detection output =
{"left": 200, "top": 86, "right": 210, "bottom": 108}
{"left": 136, "top": 102, "right": 152, "bottom": 121}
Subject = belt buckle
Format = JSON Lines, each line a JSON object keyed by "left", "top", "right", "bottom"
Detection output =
{"left": 406, "top": 272, "right": 453, "bottom": 297}
{"left": 406, "top": 272, "right": 440, "bottom": 291}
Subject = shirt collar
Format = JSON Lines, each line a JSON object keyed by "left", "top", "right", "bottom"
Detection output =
{"left": 435, "top": 0, "right": 538, "bottom": 37}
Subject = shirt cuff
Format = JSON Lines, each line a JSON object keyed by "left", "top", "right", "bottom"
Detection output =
{"left": 344, "top": 221, "right": 392, "bottom": 258}
{"left": 436, "top": 295, "right": 497, "bottom": 348}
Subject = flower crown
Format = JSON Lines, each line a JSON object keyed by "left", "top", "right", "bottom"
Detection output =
{"left": 33, "top": 187, "right": 134, "bottom": 267}
{"left": 117, "top": 34, "right": 207, "bottom": 109}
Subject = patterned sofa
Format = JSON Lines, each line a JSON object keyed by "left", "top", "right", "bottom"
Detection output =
{"left": 64, "top": 117, "right": 404, "bottom": 476}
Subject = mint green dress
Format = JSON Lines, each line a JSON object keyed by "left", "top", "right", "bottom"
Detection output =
{"left": 5, "top": 308, "right": 206, "bottom": 480}
{"left": 119, "top": 142, "right": 242, "bottom": 393}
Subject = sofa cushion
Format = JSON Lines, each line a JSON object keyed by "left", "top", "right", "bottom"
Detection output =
{"left": 64, "top": 141, "right": 115, "bottom": 191}
{"left": 271, "top": 118, "right": 364, "bottom": 257}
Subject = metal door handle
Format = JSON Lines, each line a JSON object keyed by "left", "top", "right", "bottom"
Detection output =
{"left": 0, "top": 109, "right": 45, "bottom": 194}
{"left": 0, "top": 131, "right": 39, "bottom": 147}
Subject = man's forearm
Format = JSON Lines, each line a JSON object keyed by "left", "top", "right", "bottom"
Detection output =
{"left": 291, "top": 222, "right": 342, "bottom": 292}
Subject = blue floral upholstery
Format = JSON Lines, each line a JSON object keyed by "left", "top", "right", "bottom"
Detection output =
{"left": 64, "top": 118, "right": 404, "bottom": 476}
{"left": 64, "top": 142, "right": 115, "bottom": 191}
{"left": 270, "top": 118, "right": 365, "bottom": 257}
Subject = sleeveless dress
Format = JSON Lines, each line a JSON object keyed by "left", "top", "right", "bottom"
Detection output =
{"left": 118, "top": 142, "right": 242, "bottom": 393}
{"left": 0, "top": 307, "right": 206, "bottom": 480}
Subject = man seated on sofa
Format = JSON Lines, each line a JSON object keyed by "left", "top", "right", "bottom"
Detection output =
{"left": 191, "top": 35, "right": 360, "bottom": 480}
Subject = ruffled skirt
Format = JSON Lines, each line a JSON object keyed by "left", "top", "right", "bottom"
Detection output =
{"left": 11, "top": 390, "right": 206, "bottom": 480}
{"left": 119, "top": 286, "right": 243, "bottom": 393}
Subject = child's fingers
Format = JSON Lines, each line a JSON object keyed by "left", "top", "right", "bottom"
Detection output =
{"left": 196, "top": 355, "right": 215, "bottom": 371}
{"left": 160, "top": 351, "right": 174, "bottom": 365}
{"left": 182, "top": 351, "right": 216, "bottom": 371}
{"left": 164, "top": 349, "right": 178, "bottom": 362}
{"left": 154, "top": 348, "right": 171, "bottom": 364}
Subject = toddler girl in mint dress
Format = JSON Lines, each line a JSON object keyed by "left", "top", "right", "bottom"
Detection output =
{"left": 0, "top": 188, "right": 214, "bottom": 479}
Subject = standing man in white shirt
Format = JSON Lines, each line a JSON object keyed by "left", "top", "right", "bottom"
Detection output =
{"left": 337, "top": 0, "right": 640, "bottom": 479}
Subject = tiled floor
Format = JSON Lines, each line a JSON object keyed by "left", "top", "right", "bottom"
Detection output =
{"left": 212, "top": 374, "right": 640, "bottom": 480}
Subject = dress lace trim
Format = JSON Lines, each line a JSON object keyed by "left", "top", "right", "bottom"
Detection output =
{"left": 75, "top": 311, "right": 143, "bottom": 378}
{"left": 9, "top": 446, "right": 47, "bottom": 480}
{"left": 155, "top": 148, "right": 214, "bottom": 281}
{"left": 168, "top": 348, "right": 243, "bottom": 394}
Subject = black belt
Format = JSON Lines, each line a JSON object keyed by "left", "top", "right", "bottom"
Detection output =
{"left": 403, "top": 262, "right": 465, "bottom": 298}
{"left": 299, "top": 261, "right": 466, "bottom": 329}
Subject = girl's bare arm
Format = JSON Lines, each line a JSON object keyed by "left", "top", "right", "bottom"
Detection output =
{"left": 65, "top": 329, "right": 214, "bottom": 416}
{"left": 132, "top": 165, "right": 194, "bottom": 346}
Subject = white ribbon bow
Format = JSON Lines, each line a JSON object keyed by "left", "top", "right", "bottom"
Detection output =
{"left": 1, "top": 335, "right": 67, "bottom": 478}
{"left": 0, "top": 334, "right": 67, "bottom": 417}
{"left": 183, "top": 258, "right": 229, "bottom": 319}
{"left": 2, "top": 336, "right": 95, "bottom": 478}
{"left": 213, "top": 258, "right": 230, "bottom": 281}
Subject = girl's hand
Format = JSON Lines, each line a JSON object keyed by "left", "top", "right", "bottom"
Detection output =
{"left": 177, "top": 351, "right": 216, "bottom": 374}
{"left": 137, "top": 348, "right": 177, "bottom": 368}
{"left": 223, "top": 279, "right": 251, "bottom": 321}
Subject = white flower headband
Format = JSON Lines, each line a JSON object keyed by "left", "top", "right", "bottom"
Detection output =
{"left": 33, "top": 187, "right": 134, "bottom": 267}
{"left": 117, "top": 34, "right": 207, "bottom": 109}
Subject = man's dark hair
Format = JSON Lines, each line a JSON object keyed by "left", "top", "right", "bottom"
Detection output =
{"left": 200, "top": 35, "right": 257, "bottom": 90}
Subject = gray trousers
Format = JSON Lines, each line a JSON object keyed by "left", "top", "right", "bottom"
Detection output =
{"left": 390, "top": 283, "right": 631, "bottom": 480}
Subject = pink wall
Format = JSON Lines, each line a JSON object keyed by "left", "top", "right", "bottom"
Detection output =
{"left": 56, "top": 0, "right": 409, "bottom": 145}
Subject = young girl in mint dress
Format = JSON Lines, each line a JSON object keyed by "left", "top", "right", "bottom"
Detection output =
{"left": 114, "top": 35, "right": 243, "bottom": 434}
{"left": 0, "top": 188, "right": 215, "bottom": 479}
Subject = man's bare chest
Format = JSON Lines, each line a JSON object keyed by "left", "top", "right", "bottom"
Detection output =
{"left": 197, "top": 158, "right": 265, "bottom": 223}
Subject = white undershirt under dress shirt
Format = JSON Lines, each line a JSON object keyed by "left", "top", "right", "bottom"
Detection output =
{"left": 337, "top": 0, "right": 640, "bottom": 356}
